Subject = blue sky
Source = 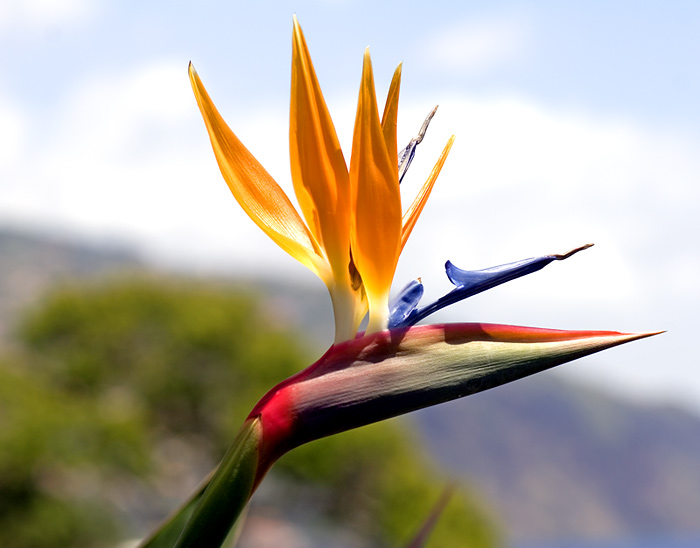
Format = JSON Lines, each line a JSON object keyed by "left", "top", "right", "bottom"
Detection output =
{"left": 1, "top": 1, "right": 699, "bottom": 412}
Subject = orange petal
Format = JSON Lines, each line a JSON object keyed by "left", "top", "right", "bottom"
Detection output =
{"left": 349, "top": 49, "right": 402, "bottom": 333}
{"left": 401, "top": 136, "right": 455, "bottom": 251}
{"left": 381, "top": 63, "right": 402, "bottom": 165}
{"left": 290, "top": 17, "right": 351, "bottom": 281}
{"left": 189, "top": 63, "right": 327, "bottom": 278}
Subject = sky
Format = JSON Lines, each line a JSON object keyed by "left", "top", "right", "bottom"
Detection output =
{"left": 1, "top": 1, "right": 699, "bottom": 412}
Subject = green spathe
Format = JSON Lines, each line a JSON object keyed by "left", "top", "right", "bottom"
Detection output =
{"left": 140, "top": 418, "right": 261, "bottom": 548}
{"left": 174, "top": 418, "right": 259, "bottom": 548}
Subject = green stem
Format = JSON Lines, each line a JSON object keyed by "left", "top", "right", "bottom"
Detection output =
{"left": 173, "top": 418, "right": 261, "bottom": 548}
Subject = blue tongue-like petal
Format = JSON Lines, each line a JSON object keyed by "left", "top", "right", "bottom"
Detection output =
{"left": 388, "top": 279, "right": 425, "bottom": 328}
{"left": 394, "top": 244, "right": 593, "bottom": 328}
{"left": 446, "top": 255, "right": 558, "bottom": 290}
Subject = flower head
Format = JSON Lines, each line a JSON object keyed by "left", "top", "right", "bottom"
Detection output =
{"left": 189, "top": 16, "right": 453, "bottom": 343}
{"left": 153, "top": 17, "right": 664, "bottom": 548}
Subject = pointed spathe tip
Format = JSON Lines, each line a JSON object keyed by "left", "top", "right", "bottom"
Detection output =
{"left": 550, "top": 328, "right": 664, "bottom": 360}
{"left": 621, "top": 330, "right": 665, "bottom": 341}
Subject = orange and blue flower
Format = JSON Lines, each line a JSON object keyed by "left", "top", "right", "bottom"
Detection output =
{"left": 190, "top": 17, "right": 453, "bottom": 343}
{"left": 143, "top": 17, "right": 659, "bottom": 548}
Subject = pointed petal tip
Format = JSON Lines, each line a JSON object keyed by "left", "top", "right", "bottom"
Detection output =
{"left": 188, "top": 63, "right": 199, "bottom": 88}
{"left": 188, "top": 62, "right": 199, "bottom": 87}
{"left": 553, "top": 243, "right": 594, "bottom": 260}
{"left": 419, "top": 106, "right": 439, "bottom": 140}
{"left": 292, "top": 14, "right": 303, "bottom": 41}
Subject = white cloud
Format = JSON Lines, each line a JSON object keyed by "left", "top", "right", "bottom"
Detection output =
{"left": 422, "top": 15, "right": 532, "bottom": 74}
{"left": 3, "top": 62, "right": 194, "bottom": 227}
{"left": 0, "top": 98, "right": 25, "bottom": 170}
{"left": 0, "top": 0, "right": 97, "bottom": 32}
{"left": 0, "top": 59, "right": 306, "bottom": 276}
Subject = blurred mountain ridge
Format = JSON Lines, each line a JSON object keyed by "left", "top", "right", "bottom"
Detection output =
{"left": 0, "top": 227, "right": 334, "bottom": 349}
{"left": 413, "top": 374, "right": 700, "bottom": 542}
{"left": 0, "top": 227, "right": 143, "bottom": 343}
{"left": 1, "top": 226, "right": 697, "bottom": 545}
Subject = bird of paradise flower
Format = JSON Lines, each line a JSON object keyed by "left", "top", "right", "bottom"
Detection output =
{"left": 141, "top": 16, "right": 659, "bottom": 548}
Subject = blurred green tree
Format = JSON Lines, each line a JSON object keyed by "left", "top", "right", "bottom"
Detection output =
{"left": 1, "top": 276, "right": 500, "bottom": 547}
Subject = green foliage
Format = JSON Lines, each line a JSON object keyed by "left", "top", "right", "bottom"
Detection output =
{"left": 19, "top": 278, "right": 300, "bottom": 446}
{"left": 0, "top": 362, "right": 122, "bottom": 548}
{"left": 2, "top": 276, "right": 501, "bottom": 547}
{"left": 278, "top": 422, "right": 499, "bottom": 548}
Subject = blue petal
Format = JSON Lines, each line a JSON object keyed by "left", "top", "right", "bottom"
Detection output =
{"left": 398, "top": 106, "right": 438, "bottom": 183}
{"left": 396, "top": 244, "right": 593, "bottom": 327}
{"left": 388, "top": 279, "right": 425, "bottom": 328}
{"left": 398, "top": 142, "right": 417, "bottom": 183}
{"left": 446, "top": 256, "right": 555, "bottom": 289}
